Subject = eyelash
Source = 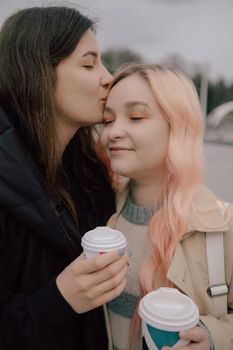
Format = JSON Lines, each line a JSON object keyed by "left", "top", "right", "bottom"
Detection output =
{"left": 129, "top": 115, "right": 144, "bottom": 123}
{"left": 84, "top": 65, "right": 94, "bottom": 70}
{"left": 103, "top": 120, "right": 113, "bottom": 126}
{"left": 130, "top": 116, "right": 143, "bottom": 122}
{"left": 102, "top": 116, "right": 143, "bottom": 126}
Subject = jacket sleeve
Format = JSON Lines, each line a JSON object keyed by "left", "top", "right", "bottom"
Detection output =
{"left": 0, "top": 275, "right": 81, "bottom": 349}
{"left": 200, "top": 313, "right": 233, "bottom": 350}
{"left": 0, "top": 206, "right": 84, "bottom": 349}
{"left": 200, "top": 274, "right": 233, "bottom": 349}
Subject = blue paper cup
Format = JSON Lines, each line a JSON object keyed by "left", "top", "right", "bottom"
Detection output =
{"left": 139, "top": 288, "right": 199, "bottom": 350}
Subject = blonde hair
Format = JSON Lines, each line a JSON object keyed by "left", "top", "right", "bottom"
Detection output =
{"left": 110, "top": 64, "right": 205, "bottom": 348}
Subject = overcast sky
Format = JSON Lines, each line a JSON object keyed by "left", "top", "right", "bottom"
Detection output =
{"left": 1, "top": 0, "right": 233, "bottom": 82}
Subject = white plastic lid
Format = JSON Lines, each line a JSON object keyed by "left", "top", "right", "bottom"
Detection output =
{"left": 139, "top": 288, "right": 199, "bottom": 332}
{"left": 81, "top": 226, "right": 126, "bottom": 252}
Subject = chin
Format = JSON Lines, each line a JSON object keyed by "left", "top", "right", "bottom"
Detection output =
{"left": 86, "top": 115, "right": 102, "bottom": 126}
{"left": 111, "top": 166, "right": 130, "bottom": 178}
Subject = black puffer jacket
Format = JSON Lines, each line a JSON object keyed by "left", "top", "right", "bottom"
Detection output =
{"left": 0, "top": 106, "right": 115, "bottom": 349}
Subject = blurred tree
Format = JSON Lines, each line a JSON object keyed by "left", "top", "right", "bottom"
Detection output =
{"left": 192, "top": 73, "right": 202, "bottom": 97}
{"left": 161, "top": 54, "right": 189, "bottom": 74}
{"left": 165, "top": 57, "right": 233, "bottom": 115}
{"left": 102, "top": 48, "right": 143, "bottom": 73}
{"left": 207, "top": 79, "right": 233, "bottom": 114}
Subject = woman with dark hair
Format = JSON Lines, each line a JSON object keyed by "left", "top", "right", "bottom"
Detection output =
{"left": 0, "top": 6, "right": 128, "bottom": 350}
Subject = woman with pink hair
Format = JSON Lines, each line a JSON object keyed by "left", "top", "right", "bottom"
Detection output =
{"left": 100, "top": 64, "right": 233, "bottom": 350}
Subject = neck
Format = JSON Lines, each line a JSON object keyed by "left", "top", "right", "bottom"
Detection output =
{"left": 130, "top": 176, "right": 165, "bottom": 207}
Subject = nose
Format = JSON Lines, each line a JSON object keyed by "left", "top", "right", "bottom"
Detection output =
{"left": 107, "top": 119, "right": 126, "bottom": 141}
{"left": 100, "top": 65, "right": 113, "bottom": 89}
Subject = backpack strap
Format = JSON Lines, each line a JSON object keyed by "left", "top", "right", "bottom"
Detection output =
{"left": 206, "top": 231, "right": 228, "bottom": 318}
{"left": 206, "top": 200, "right": 229, "bottom": 318}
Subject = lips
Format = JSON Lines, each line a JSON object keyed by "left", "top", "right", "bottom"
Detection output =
{"left": 100, "top": 96, "right": 107, "bottom": 102}
{"left": 109, "top": 146, "right": 133, "bottom": 152}
{"left": 110, "top": 147, "right": 128, "bottom": 150}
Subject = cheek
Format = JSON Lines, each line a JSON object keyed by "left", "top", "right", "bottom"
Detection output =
{"left": 81, "top": 75, "right": 99, "bottom": 94}
{"left": 137, "top": 132, "right": 168, "bottom": 162}
{"left": 151, "top": 138, "right": 169, "bottom": 163}
{"left": 100, "top": 130, "right": 108, "bottom": 147}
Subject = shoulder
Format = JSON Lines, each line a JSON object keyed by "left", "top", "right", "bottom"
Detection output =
{"left": 189, "top": 187, "right": 233, "bottom": 266}
{"left": 187, "top": 186, "right": 231, "bottom": 233}
{"left": 223, "top": 203, "right": 233, "bottom": 244}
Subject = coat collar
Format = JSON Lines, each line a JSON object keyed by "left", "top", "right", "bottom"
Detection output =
{"left": 108, "top": 185, "right": 229, "bottom": 233}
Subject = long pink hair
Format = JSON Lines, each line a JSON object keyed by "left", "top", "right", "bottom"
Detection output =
{"left": 109, "top": 64, "right": 205, "bottom": 348}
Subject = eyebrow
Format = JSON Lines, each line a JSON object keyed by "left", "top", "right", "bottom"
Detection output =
{"left": 82, "top": 51, "right": 98, "bottom": 58}
{"left": 104, "top": 101, "right": 151, "bottom": 116}
{"left": 125, "top": 101, "right": 151, "bottom": 109}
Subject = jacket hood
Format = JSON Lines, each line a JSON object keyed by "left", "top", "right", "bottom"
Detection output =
{"left": 0, "top": 106, "right": 75, "bottom": 252}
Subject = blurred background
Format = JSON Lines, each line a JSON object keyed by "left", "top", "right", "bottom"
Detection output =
{"left": 1, "top": 0, "right": 233, "bottom": 201}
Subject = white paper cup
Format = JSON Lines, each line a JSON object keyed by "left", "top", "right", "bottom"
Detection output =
{"left": 81, "top": 226, "right": 127, "bottom": 259}
{"left": 139, "top": 287, "right": 199, "bottom": 349}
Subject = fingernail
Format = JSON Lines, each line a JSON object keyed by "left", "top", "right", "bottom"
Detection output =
{"left": 118, "top": 248, "right": 125, "bottom": 256}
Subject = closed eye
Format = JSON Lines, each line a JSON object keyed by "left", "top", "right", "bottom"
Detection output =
{"left": 128, "top": 110, "right": 147, "bottom": 122}
{"left": 83, "top": 65, "right": 94, "bottom": 70}
{"left": 130, "top": 116, "right": 144, "bottom": 122}
{"left": 103, "top": 112, "right": 114, "bottom": 125}
{"left": 102, "top": 119, "right": 114, "bottom": 126}
{"left": 131, "top": 116, "right": 143, "bottom": 120}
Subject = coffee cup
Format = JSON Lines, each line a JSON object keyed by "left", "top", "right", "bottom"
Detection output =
{"left": 139, "top": 287, "right": 199, "bottom": 349}
{"left": 81, "top": 226, "right": 127, "bottom": 259}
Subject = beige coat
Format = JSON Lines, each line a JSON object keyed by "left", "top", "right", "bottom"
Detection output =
{"left": 106, "top": 186, "right": 233, "bottom": 350}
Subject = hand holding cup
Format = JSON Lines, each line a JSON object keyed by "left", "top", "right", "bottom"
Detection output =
{"left": 162, "top": 326, "right": 209, "bottom": 349}
{"left": 56, "top": 227, "right": 128, "bottom": 314}
{"left": 139, "top": 287, "right": 200, "bottom": 350}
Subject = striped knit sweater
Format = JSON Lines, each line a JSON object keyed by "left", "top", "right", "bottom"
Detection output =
{"left": 108, "top": 195, "right": 215, "bottom": 350}
{"left": 108, "top": 195, "right": 154, "bottom": 350}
